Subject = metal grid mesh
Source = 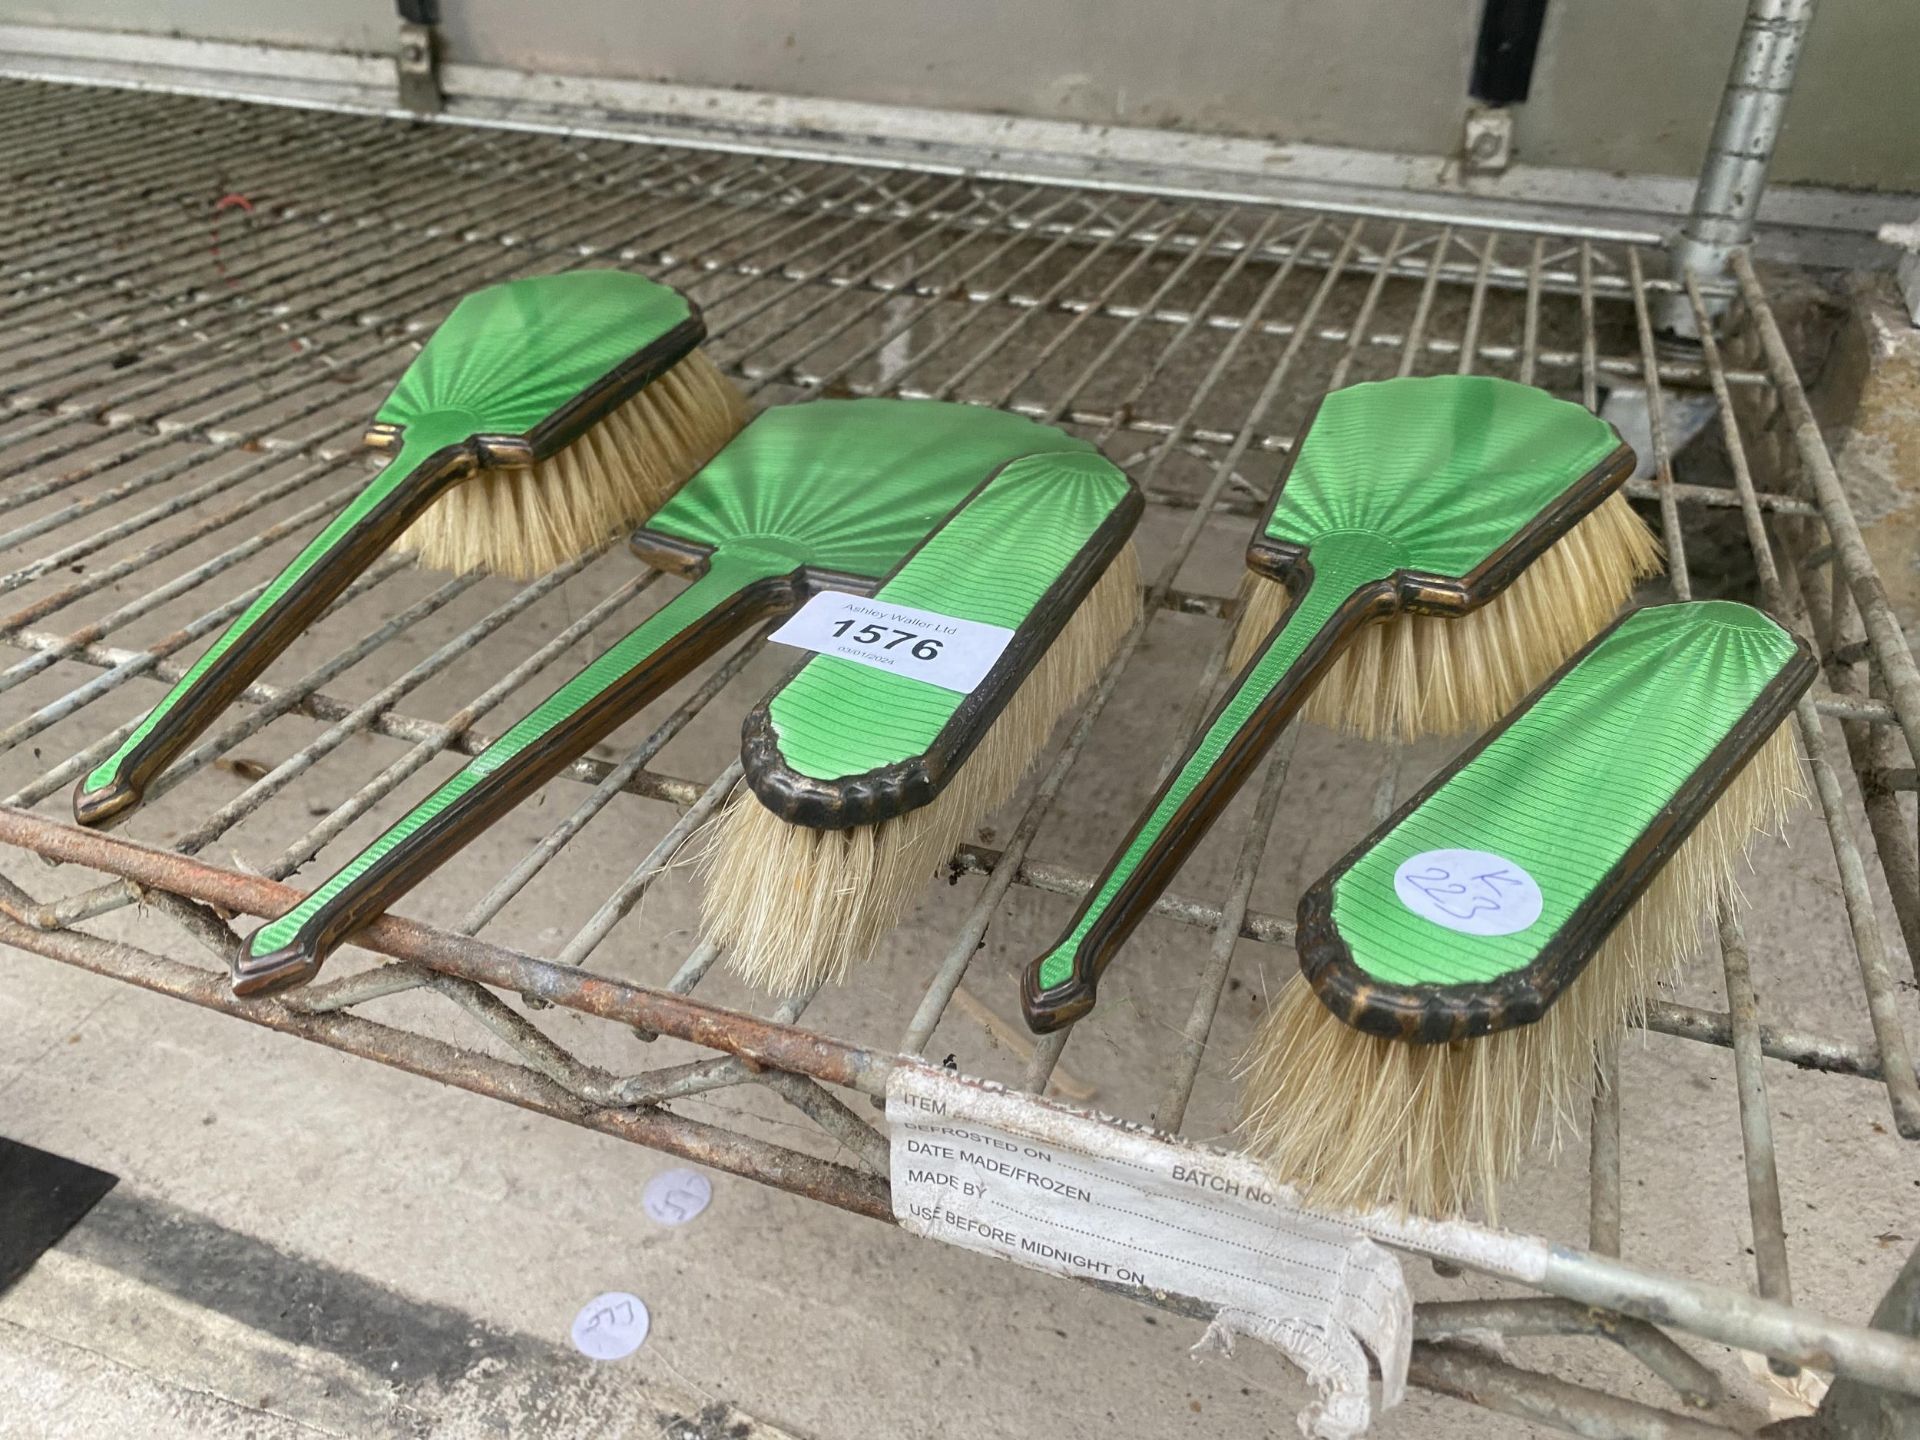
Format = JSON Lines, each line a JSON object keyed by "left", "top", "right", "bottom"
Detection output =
{"left": 3, "top": 79, "right": 1918, "bottom": 1434}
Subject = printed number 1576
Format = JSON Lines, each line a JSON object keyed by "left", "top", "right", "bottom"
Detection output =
{"left": 830, "top": 619, "right": 944, "bottom": 662}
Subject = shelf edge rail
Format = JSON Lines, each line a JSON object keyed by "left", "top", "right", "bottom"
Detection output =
{"left": 2, "top": 804, "right": 1919, "bottom": 1402}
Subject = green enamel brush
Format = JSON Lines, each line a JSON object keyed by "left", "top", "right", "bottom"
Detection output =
{"left": 703, "top": 447, "right": 1141, "bottom": 994}
{"left": 1021, "top": 375, "right": 1658, "bottom": 1031}
{"left": 1245, "top": 601, "right": 1813, "bottom": 1216}
{"left": 232, "top": 399, "right": 1101, "bottom": 994}
{"left": 75, "top": 269, "right": 746, "bottom": 827}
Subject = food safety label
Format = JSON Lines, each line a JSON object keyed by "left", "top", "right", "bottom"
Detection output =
{"left": 887, "top": 1065, "right": 1412, "bottom": 1440}
{"left": 770, "top": 590, "right": 1013, "bottom": 695}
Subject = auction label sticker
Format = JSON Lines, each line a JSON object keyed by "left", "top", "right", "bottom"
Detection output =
{"left": 570, "top": 1291, "right": 649, "bottom": 1360}
{"left": 769, "top": 591, "right": 1013, "bottom": 696}
{"left": 1392, "top": 848, "right": 1543, "bottom": 937}
{"left": 642, "top": 1168, "right": 713, "bottom": 1226}
{"left": 887, "top": 1065, "right": 1413, "bottom": 1440}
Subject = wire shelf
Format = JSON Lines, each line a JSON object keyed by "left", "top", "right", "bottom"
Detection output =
{"left": 2, "top": 78, "right": 1917, "bottom": 1436}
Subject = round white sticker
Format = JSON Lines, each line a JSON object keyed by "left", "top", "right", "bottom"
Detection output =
{"left": 570, "top": 1292, "right": 650, "bottom": 1360}
{"left": 642, "top": 1169, "right": 713, "bottom": 1227}
{"left": 1392, "top": 849, "right": 1543, "bottom": 937}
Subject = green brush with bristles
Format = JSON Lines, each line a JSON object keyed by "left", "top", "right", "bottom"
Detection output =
{"left": 1022, "top": 374, "right": 1659, "bottom": 1031}
{"left": 703, "top": 449, "right": 1141, "bottom": 995}
{"left": 1226, "top": 379, "right": 1660, "bottom": 739}
{"left": 1245, "top": 601, "right": 1814, "bottom": 1217}
{"left": 74, "top": 269, "right": 745, "bottom": 827}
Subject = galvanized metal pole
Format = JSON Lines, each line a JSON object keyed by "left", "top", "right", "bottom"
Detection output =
{"left": 1664, "top": 0, "right": 1817, "bottom": 333}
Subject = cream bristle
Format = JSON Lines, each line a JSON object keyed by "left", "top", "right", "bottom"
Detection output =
{"left": 1237, "top": 719, "right": 1805, "bottom": 1219}
{"left": 1229, "top": 493, "right": 1663, "bottom": 740}
{"left": 391, "top": 349, "right": 748, "bottom": 579}
{"left": 703, "top": 546, "right": 1143, "bottom": 995}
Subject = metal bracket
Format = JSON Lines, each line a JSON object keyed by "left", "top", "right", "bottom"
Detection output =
{"left": 1462, "top": 106, "right": 1514, "bottom": 175}
{"left": 395, "top": 14, "right": 441, "bottom": 114}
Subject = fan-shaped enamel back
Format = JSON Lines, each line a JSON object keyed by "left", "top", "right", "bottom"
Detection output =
{"left": 1257, "top": 375, "right": 1626, "bottom": 584}
{"left": 636, "top": 398, "right": 1097, "bottom": 578}
{"left": 370, "top": 270, "right": 701, "bottom": 454}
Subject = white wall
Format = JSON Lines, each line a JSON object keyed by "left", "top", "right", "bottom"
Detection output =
{"left": 1523, "top": 0, "right": 1918, "bottom": 191}
{"left": 5, "top": 0, "right": 392, "bottom": 53}
{"left": 3, "top": 0, "right": 1913, "bottom": 189}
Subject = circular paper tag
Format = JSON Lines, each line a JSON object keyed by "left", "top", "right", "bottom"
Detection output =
{"left": 570, "top": 1292, "right": 650, "bottom": 1360}
{"left": 1392, "top": 849, "right": 1543, "bottom": 937}
{"left": 642, "top": 1169, "right": 713, "bottom": 1226}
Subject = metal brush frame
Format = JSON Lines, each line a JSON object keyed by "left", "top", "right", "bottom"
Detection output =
{"left": 1, "top": 62, "right": 1917, "bottom": 1438}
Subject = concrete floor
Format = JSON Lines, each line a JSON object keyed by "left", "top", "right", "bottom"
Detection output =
{"left": 2, "top": 89, "right": 1918, "bottom": 1436}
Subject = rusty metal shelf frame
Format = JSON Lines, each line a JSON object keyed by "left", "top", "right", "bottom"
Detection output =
{"left": 2, "top": 79, "right": 1918, "bottom": 1438}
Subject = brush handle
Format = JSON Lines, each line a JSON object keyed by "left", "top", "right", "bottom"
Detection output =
{"left": 73, "top": 416, "right": 481, "bottom": 827}
{"left": 1021, "top": 537, "right": 1400, "bottom": 1032}
{"left": 233, "top": 555, "right": 783, "bottom": 995}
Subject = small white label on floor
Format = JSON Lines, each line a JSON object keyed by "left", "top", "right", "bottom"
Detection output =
{"left": 1392, "top": 848, "right": 1543, "bottom": 937}
{"left": 642, "top": 1169, "right": 712, "bottom": 1226}
{"left": 886, "top": 1066, "right": 1411, "bottom": 1440}
{"left": 770, "top": 590, "right": 1013, "bottom": 695}
{"left": 570, "top": 1292, "right": 650, "bottom": 1360}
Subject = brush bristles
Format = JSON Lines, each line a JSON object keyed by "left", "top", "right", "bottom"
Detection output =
{"left": 1230, "top": 494, "right": 1662, "bottom": 741}
{"left": 703, "top": 546, "right": 1143, "bottom": 995}
{"left": 392, "top": 349, "right": 748, "bottom": 579}
{"left": 1238, "top": 720, "right": 1805, "bottom": 1219}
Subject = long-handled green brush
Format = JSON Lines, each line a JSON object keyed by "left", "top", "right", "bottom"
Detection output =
{"left": 1245, "top": 601, "right": 1813, "bottom": 1216}
{"left": 230, "top": 399, "right": 1103, "bottom": 993}
{"left": 702, "top": 450, "right": 1141, "bottom": 995}
{"left": 74, "top": 269, "right": 746, "bottom": 827}
{"left": 1021, "top": 374, "right": 1659, "bottom": 1031}
{"left": 1231, "top": 376, "right": 1662, "bottom": 740}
